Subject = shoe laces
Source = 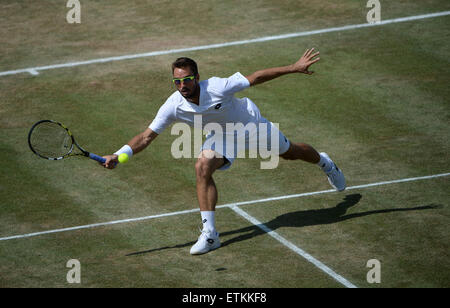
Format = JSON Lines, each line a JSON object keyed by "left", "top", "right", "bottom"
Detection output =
{"left": 196, "top": 226, "right": 210, "bottom": 238}
{"left": 197, "top": 226, "right": 217, "bottom": 238}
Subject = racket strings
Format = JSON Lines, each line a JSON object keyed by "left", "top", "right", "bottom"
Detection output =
{"left": 29, "top": 122, "right": 73, "bottom": 158}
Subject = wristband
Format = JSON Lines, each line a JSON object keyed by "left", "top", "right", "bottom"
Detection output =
{"left": 114, "top": 145, "right": 133, "bottom": 158}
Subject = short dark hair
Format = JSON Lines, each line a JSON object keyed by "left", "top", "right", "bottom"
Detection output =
{"left": 172, "top": 57, "right": 198, "bottom": 76}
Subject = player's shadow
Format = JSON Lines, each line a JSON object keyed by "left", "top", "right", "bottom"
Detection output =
{"left": 125, "top": 194, "right": 440, "bottom": 256}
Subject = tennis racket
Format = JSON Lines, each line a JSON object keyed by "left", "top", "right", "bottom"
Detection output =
{"left": 28, "top": 120, "right": 106, "bottom": 164}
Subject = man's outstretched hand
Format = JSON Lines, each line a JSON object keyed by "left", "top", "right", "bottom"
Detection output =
{"left": 292, "top": 48, "right": 320, "bottom": 75}
{"left": 245, "top": 47, "right": 321, "bottom": 86}
{"left": 101, "top": 154, "right": 119, "bottom": 169}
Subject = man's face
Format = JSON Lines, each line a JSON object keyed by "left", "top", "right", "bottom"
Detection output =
{"left": 173, "top": 67, "right": 199, "bottom": 100}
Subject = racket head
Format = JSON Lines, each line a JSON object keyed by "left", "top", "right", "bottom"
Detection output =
{"left": 28, "top": 120, "right": 75, "bottom": 160}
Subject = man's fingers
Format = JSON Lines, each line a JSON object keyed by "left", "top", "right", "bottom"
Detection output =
{"left": 101, "top": 156, "right": 117, "bottom": 169}
{"left": 302, "top": 48, "right": 314, "bottom": 58}
{"left": 105, "top": 162, "right": 116, "bottom": 169}
{"left": 302, "top": 48, "right": 310, "bottom": 57}
{"left": 309, "top": 51, "right": 320, "bottom": 59}
{"left": 297, "top": 48, "right": 320, "bottom": 74}
{"left": 303, "top": 48, "right": 311, "bottom": 58}
{"left": 309, "top": 57, "right": 321, "bottom": 65}
{"left": 301, "top": 49, "right": 319, "bottom": 63}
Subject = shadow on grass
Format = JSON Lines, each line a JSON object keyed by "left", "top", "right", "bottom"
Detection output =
{"left": 126, "top": 194, "right": 440, "bottom": 256}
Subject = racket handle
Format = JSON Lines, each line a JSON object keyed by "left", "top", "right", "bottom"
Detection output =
{"left": 89, "top": 153, "right": 106, "bottom": 164}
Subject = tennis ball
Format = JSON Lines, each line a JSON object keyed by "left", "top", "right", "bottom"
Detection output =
{"left": 118, "top": 153, "right": 129, "bottom": 164}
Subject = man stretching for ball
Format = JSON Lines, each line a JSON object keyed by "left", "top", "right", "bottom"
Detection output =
{"left": 102, "top": 48, "right": 346, "bottom": 255}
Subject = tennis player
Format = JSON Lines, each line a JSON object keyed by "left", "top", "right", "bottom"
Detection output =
{"left": 102, "top": 48, "right": 346, "bottom": 255}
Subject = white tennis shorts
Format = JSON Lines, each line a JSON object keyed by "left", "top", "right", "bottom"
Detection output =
{"left": 201, "top": 117, "right": 290, "bottom": 170}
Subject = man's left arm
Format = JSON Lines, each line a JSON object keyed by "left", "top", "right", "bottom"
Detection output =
{"left": 245, "top": 48, "right": 320, "bottom": 87}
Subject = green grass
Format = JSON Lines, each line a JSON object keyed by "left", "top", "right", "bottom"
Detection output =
{"left": 0, "top": 1, "right": 449, "bottom": 288}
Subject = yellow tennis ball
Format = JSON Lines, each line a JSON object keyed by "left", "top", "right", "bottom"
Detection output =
{"left": 118, "top": 153, "right": 129, "bottom": 164}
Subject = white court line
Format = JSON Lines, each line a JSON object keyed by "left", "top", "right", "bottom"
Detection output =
{"left": 0, "top": 11, "right": 449, "bottom": 77}
{"left": 231, "top": 205, "right": 357, "bottom": 288}
{"left": 0, "top": 172, "right": 448, "bottom": 242}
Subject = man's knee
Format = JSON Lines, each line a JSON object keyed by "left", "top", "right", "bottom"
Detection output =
{"left": 195, "top": 159, "right": 213, "bottom": 179}
{"left": 195, "top": 151, "right": 224, "bottom": 179}
{"left": 280, "top": 143, "right": 297, "bottom": 160}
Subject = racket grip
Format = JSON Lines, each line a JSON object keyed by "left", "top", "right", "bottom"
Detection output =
{"left": 89, "top": 153, "right": 106, "bottom": 164}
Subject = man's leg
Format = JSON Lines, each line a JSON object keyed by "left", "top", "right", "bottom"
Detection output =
{"left": 279, "top": 142, "right": 320, "bottom": 163}
{"left": 190, "top": 150, "right": 225, "bottom": 255}
{"left": 195, "top": 150, "right": 225, "bottom": 212}
{"left": 280, "top": 142, "right": 346, "bottom": 191}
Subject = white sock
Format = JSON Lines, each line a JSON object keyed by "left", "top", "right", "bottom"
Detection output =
{"left": 201, "top": 211, "right": 216, "bottom": 232}
{"left": 318, "top": 153, "right": 332, "bottom": 173}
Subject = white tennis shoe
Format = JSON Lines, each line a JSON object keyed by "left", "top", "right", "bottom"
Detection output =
{"left": 320, "top": 152, "right": 346, "bottom": 192}
{"left": 190, "top": 229, "right": 221, "bottom": 255}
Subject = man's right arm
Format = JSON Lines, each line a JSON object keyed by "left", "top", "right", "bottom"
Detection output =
{"left": 245, "top": 48, "right": 320, "bottom": 87}
{"left": 103, "top": 128, "right": 159, "bottom": 169}
{"left": 128, "top": 128, "right": 159, "bottom": 155}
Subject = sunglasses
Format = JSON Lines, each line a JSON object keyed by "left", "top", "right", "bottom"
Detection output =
{"left": 172, "top": 76, "right": 195, "bottom": 85}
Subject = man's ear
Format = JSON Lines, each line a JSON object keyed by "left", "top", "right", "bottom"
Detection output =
{"left": 195, "top": 74, "right": 200, "bottom": 81}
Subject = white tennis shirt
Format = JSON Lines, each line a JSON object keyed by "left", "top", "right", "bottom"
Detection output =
{"left": 149, "top": 72, "right": 263, "bottom": 135}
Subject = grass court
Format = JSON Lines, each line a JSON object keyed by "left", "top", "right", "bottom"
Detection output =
{"left": 0, "top": 0, "right": 449, "bottom": 288}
